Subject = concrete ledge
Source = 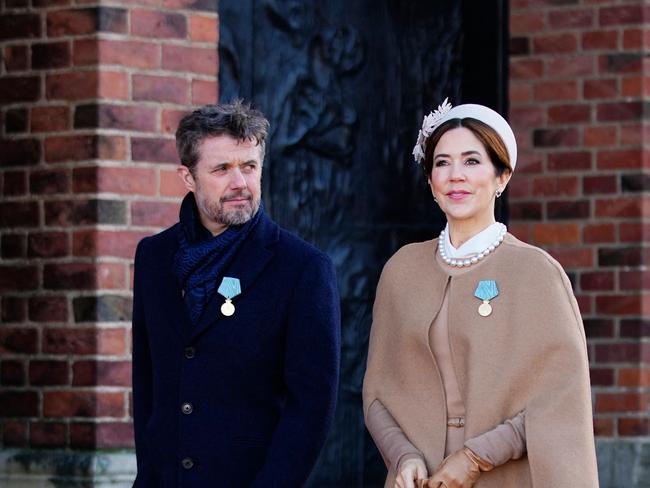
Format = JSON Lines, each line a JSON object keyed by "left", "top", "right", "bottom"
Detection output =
{"left": 0, "top": 449, "right": 136, "bottom": 487}
{"left": 597, "top": 439, "right": 650, "bottom": 488}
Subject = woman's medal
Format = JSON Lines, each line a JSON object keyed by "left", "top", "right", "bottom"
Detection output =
{"left": 218, "top": 277, "right": 241, "bottom": 317}
{"left": 474, "top": 280, "right": 499, "bottom": 317}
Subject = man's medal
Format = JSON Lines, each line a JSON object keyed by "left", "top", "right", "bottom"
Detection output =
{"left": 218, "top": 277, "right": 241, "bottom": 317}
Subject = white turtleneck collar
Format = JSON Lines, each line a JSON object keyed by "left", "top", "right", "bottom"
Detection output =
{"left": 442, "top": 222, "right": 506, "bottom": 259}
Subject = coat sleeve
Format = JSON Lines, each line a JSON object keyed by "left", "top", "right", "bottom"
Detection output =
{"left": 131, "top": 239, "right": 154, "bottom": 471}
{"left": 250, "top": 253, "right": 341, "bottom": 488}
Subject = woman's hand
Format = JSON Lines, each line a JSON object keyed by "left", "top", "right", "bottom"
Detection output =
{"left": 419, "top": 447, "right": 489, "bottom": 488}
{"left": 395, "top": 456, "right": 428, "bottom": 488}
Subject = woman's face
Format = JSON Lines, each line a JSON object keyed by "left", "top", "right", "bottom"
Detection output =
{"left": 428, "top": 127, "right": 510, "bottom": 232}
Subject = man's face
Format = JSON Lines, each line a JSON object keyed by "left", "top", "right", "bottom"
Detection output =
{"left": 178, "top": 135, "right": 263, "bottom": 235}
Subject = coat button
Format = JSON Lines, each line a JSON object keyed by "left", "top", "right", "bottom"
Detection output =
{"left": 181, "top": 457, "right": 194, "bottom": 469}
{"left": 184, "top": 346, "right": 195, "bottom": 359}
{"left": 181, "top": 403, "right": 193, "bottom": 415}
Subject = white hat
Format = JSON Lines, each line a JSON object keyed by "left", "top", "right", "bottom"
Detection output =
{"left": 413, "top": 99, "right": 517, "bottom": 170}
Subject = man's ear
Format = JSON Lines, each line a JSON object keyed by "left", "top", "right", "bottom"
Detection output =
{"left": 177, "top": 165, "right": 196, "bottom": 192}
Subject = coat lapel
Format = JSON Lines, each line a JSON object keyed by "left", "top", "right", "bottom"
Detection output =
{"left": 188, "top": 213, "right": 279, "bottom": 341}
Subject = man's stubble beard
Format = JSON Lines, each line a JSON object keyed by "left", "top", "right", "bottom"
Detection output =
{"left": 196, "top": 187, "right": 260, "bottom": 227}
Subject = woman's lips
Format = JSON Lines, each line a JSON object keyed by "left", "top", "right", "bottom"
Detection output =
{"left": 446, "top": 191, "right": 471, "bottom": 200}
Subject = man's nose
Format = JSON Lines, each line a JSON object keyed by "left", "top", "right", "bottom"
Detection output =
{"left": 229, "top": 167, "right": 247, "bottom": 188}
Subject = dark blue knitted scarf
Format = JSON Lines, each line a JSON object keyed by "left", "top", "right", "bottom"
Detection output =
{"left": 172, "top": 192, "right": 262, "bottom": 325}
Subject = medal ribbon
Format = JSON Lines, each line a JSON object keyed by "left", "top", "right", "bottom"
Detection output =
{"left": 474, "top": 280, "right": 499, "bottom": 301}
{"left": 218, "top": 277, "right": 241, "bottom": 300}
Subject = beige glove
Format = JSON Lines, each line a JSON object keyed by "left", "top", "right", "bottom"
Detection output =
{"left": 418, "top": 447, "right": 493, "bottom": 488}
{"left": 395, "top": 455, "right": 428, "bottom": 488}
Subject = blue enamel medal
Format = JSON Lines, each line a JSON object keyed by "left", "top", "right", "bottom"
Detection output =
{"left": 474, "top": 280, "right": 499, "bottom": 317}
{"left": 218, "top": 277, "right": 241, "bottom": 317}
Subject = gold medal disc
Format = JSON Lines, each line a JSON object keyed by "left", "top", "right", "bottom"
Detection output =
{"left": 478, "top": 301, "right": 492, "bottom": 317}
{"left": 221, "top": 299, "right": 235, "bottom": 317}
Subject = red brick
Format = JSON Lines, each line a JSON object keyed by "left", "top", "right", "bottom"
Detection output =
{"left": 1, "top": 297, "right": 27, "bottom": 323}
{"left": 596, "top": 295, "right": 650, "bottom": 316}
{"left": 131, "top": 9, "right": 186, "bottom": 38}
{"left": 547, "top": 104, "right": 591, "bottom": 124}
{"left": 5, "top": 108, "right": 28, "bottom": 133}
{"left": 28, "top": 232, "right": 69, "bottom": 258}
{"left": 31, "top": 106, "right": 70, "bottom": 133}
{"left": 73, "top": 360, "right": 131, "bottom": 387}
{"left": 580, "top": 271, "right": 614, "bottom": 291}
{"left": 599, "top": 53, "right": 643, "bottom": 74}
{"left": 582, "top": 30, "right": 618, "bottom": 50}
{"left": 547, "top": 151, "right": 591, "bottom": 171}
{"left": 595, "top": 393, "right": 649, "bottom": 413}
{"left": 161, "top": 109, "right": 188, "bottom": 134}
{"left": 597, "top": 149, "right": 643, "bottom": 170}
{"left": 547, "top": 200, "right": 590, "bottom": 220}
{"left": 28, "top": 296, "right": 68, "bottom": 322}
{"left": 30, "top": 169, "right": 71, "bottom": 195}
{"left": 548, "top": 9, "right": 593, "bottom": 29}
{"left": 43, "top": 391, "right": 124, "bottom": 418}
{"left": 161, "top": 0, "right": 217, "bottom": 9}
{"left": 3, "top": 45, "right": 28, "bottom": 72}
{"left": 131, "top": 201, "right": 179, "bottom": 227}
{"left": 593, "top": 418, "right": 614, "bottom": 437}
{"left": 508, "top": 179, "right": 531, "bottom": 199}
{"left": 623, "top": 28, "right": 643, "bottom": 50}
{"left": 619, "top": 368, "right": 650, "bottom": 387}
{"left": 0, "top": 76, "right": 41, "bottom": 104}
{"left": 621, "top": 76, "right": 644, "bottom": 97}
{"left": 192, "top": 79, "right": 217, "bottom": 105}
{"left": 30, "top": 422, "right": 67, "bottom": 447}
{"left": 133, "top": 74, "right": 189, "bottom": 104}
{"left": 29, "top": 360, "right": 69, "bottom": 386}
{"left": 599, "top": 5, "right": 644, "bottom": 26}
{"left": 510, "top": 83, "right": 533, "bottom": 103}
{"left": 47, "top": 7, "right": 128, "bottom": 36}
{"left": 162, "top": 45, "right": 218, "bottom": 75}
{"left": 596, "top": 197, "right": 649, "bottom": 218}
{"left": 533, "top": 33, "right": 578, "bottom": 54}
{"left": 597, "top": 102, "right": 643, "bottom": 122}
{"left": 619, "top": 222, "right": 650, "bottom": 243}
{"left": 189, "top": 14, "right": 218, "bottom": 42}
{"left": 2, "top": 420, "right": 28, "bottom": 447}
{"left": 584, "top": 126, "right": 617, "bottom": 147}
{"left": 31, "top": 41, "right": 71, "bottom": 70}
{"left": 74, "top": 166, "right": 156, "bottom": 196}
{"left": 619, "top": 418, "right": 649, "bottom": 437}
{"left": 98, "top": 71, "right": 129, "bottom": 100}
{"left": 532, "top": 176, "right": 578, "bottom": 197}
{"left": 0, "top": 391, "right": 38, "bottom": 416}
{"left": 2, "top": 171, "right": 27, "bottom": 196}
{"left": 96, "top": 39, "right": 160, "bottom": 69}
{"left": 0, "top": 328, "right": 38, "bottom": 354}
{"left": 160, "top": 168, "right": 187, "bottom": 197}
{"left": 583, "top": 78, "right": 618, "bottom": 99}
{"left": 510, "top": 59, "right": 544, "bottom": 80}
{"left": 97, "top": 263, "right": 127, "bottom": 289}
{"left": 584, "top": 175, "right": 617, "bottom": 194}
{"left": 43, "top": 263, "right": 96, "bottom": 291}
{"left": 69, "top": 422, "right": 94, "bottom": 448}
{"left": 73, "top": 230, "right": 149, "bottom": 259}
{"left": 534, "top": 80, "right": 578, "bottom": 101}
{"left": 0, "top": 14, "right": 40, "bottom": 41}
{"left": 45, "top": 135, "right": 127, "bottom": 163}
{"left": 584, "top": 223, "right": 615, "bottom": 244}
{"left": 96, "top": 422, "right": 134, "bottom": 448}
{"left": 43, "top": 327, "right": 126, "bottom": 355}
{"left": 532, "top": 223, "right": 580, "bottom": 245}
{"left": 0, "top": 201, "right": 38, "bottom": 228}
{"left": 1, "top": 360, "right": 25, "bottom": 386}
{"left": 589, "top": 367, "right": 614, "bottom": 386}
{"left": 546, "top": 55, "right": 594, "bottom": 79}
{"left": 620, "top": 271, "right": 650, "bottom": 291}
{"left": 46, "top": 71, "right": 99, "bottom": 101}
{"left": 509, "top": 106, "right": 544, "bottom": 128}
{"left": 1, "top": 234, "right": 26, "bottom": 259}
{"left": 510, "top": 11, "right": 545, "bottom": 35}
{"left": 533, "top": 128, "right": 579, "bottom": 147}
{"left": 74, "top": 104, "right": 158, "bottom": 132}
{"left": 132, "top": 137, "right": 177, "bottom": 163}
{"left": 0, "top": 265, "right": 38, "bottom": 292}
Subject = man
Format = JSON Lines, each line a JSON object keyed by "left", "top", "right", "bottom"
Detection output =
{"left": 131, "top": 100, "right": 341, "bottom": 487}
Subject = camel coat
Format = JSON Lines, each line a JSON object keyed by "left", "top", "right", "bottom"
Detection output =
{"left": 363, "top": 234, "right": 599, "bottom": 488}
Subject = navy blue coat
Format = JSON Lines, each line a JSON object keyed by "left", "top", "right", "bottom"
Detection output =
{"left": 132, "top": 211, "right": 341, "bottom": 487}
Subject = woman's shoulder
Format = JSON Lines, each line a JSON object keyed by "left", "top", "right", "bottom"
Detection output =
{"left": 500, "top": 233, "right": 571, "bottom": 284}
{"left": 384, "top": 238, "right": 437, "bottom": 270}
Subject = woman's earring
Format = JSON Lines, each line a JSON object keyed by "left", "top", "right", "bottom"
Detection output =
{"left": 496, "top": 189, "right": 502, "bottom": 198}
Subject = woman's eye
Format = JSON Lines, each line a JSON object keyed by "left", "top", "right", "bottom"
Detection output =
{"left": 434, "top": 160, "right": 448, "bottom": 167}
{"left": 465, "top": 158, "right": 480, "bottom": 165}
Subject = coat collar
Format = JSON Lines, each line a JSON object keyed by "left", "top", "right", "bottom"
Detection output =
{"left": 188, "top": 211, "right": 280, "bottom": 341}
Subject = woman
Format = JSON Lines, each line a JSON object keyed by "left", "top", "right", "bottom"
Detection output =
{"left": 363, "top": 100, "right": 598, "bottom": 488}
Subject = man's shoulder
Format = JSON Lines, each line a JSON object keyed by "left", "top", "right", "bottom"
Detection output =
{"left": 135, "top": 222, "right": 180, "bottom": 260}
{"left": 274, "top": 223, "right": 332, "bottom": 267}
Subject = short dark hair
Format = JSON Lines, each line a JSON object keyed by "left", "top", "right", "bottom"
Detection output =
{"left": 175, "top": 99, "right": 270, "bottom": 173}
{"left": 421, "top": 118, "right": 511, "bottom": 178}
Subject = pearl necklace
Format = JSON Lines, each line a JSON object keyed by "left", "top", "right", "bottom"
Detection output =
{"left": 439, "top": 223, "right": 507, "bottom": 267}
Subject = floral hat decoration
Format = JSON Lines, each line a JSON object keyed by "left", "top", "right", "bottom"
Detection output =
{"left": 412, "top": 98, "right": 518, "bottom": 170}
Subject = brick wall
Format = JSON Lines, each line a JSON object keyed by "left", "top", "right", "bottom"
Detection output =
{"left": 0, "top": 0, "right": 217, "bottom": 473}
{"left": 508, "top": 0, "right": 649, "bottom": 484}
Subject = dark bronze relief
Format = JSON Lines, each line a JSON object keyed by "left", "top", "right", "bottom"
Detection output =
{"left": 219, "top": 1, "right": 504, "bottom": 485}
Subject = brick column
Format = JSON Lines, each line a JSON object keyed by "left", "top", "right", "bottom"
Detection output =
{"left": 0, "top": 0, "right": 217, "bottom": 484}
{"left": 508, "top": 1, "right": 649, "bottom": 486}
